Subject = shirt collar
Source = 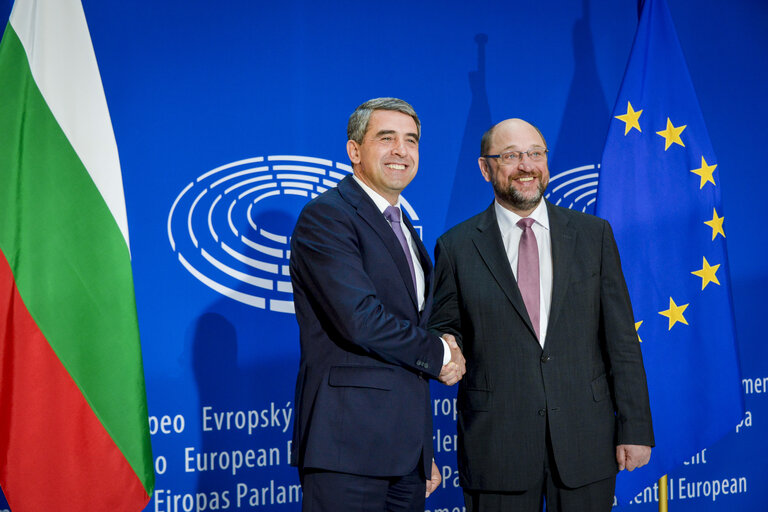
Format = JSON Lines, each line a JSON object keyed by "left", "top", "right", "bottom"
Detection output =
{"left": 495, "top": 198, "right": 550, "bottom": 234}
{"left": 353, "top": 174, "right": 401, "bottom": 214}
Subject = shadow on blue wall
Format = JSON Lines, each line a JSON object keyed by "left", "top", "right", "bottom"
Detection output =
{"left": 443, "top": 34, "right": 493, "bottom": 232}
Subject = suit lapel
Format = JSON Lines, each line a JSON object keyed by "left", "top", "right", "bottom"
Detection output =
{"left": 402, "top": 214, "right": 433, "bottom": 323}
{"left": 546, "top": 201, "right": 577, "bottom": 336}
{"left": 471, "top": 204, "right": 537, "bottom": 338}
{"left": 337, "top": 176, "right": 419, "bottom": 309}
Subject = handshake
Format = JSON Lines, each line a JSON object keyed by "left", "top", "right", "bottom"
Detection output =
{"left": 438, "top": 333, "right": 465, "bottom": 386}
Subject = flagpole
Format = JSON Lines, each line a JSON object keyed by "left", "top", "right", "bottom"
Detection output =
{"left": 658, "top": 475, "right": 668, "bottom": 511}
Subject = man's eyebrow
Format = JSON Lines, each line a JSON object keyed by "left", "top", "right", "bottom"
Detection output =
{"left": 374, "top": 129, "right": 420, "bottom": 141}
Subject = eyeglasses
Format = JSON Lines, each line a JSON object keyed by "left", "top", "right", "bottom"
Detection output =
{"left": 483, "top": 148, "right": 549, "bottom": 164}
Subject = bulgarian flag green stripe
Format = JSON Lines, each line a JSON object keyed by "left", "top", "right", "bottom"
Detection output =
{"left": 0, "top": 0, "right": 153, "bottom": 508}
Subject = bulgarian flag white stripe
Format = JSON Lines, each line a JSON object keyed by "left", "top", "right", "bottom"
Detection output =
{"left": 11, "top": 0, "right": 130, "bottom": 247}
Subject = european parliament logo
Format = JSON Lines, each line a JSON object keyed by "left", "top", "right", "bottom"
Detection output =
{"left": 167, "top": 155, "right": 423, "bottom": 313}
{"left": 545, "top": 163, "right": 600, "bottom": 214}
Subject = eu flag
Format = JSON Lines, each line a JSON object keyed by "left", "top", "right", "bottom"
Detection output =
{"left": 595, "top": 0, "right": 743, "bottom": 503}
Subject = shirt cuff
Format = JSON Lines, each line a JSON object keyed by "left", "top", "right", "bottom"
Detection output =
{"left": 440, "top": 337, "right": 451, "bottom": 365}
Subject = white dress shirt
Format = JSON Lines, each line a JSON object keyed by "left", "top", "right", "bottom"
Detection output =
{"left": 495, "top": 200, "right": 553, "bottom": 347}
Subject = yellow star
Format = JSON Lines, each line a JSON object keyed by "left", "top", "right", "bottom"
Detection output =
{"left": 615, "top": 101, "right": 643, "bottom": 135}
{"left": 704, "top": 208, "right": 725, "bottom": 240}
{"left": 690, "top": 157, "right": 717, "bottom": 189}
{"left": 656, "top": 118, "right": 687, "bottom": 150}
{"left": 691, "top": 257, "right": 721, "bottom": 290}
{"left": 635, "top": 320, "right": 643, "bottom": 342}
{"left": 659, "top": 297, "right": 689, "bottom": 330}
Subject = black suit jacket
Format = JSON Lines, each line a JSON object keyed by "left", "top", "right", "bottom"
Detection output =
{"left": 430, "top": 201, "right": 654, "bottom": 491}
{"left": 290, "top": 175, "right": 444, "bottom": 479}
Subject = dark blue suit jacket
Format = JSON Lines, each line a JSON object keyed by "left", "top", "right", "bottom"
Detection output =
{"left": 290, "top": 175, "right": 444, "bottom": 478}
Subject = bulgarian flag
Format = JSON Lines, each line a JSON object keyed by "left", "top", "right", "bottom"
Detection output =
{"left": 0, "top": 0, "right": 154, "bottom": 509}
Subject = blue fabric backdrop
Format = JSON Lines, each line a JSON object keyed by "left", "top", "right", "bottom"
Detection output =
{"left": 1, "top": 0, "right": 766, "bottom": 510}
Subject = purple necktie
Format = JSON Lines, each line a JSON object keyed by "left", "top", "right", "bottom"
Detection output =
{"left": 517, "top": 217, "right": 540, "bottom": 339}
{"left": 384, "top": 206, "right": 417, "bottom": 292}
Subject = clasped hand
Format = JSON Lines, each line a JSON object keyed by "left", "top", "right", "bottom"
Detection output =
{"left": 438, "top": 333, "right": 466, "bottom": 386}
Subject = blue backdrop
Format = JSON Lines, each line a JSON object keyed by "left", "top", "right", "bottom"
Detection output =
{"left": 1, "top": 0, "right": 766, "bottom": 510}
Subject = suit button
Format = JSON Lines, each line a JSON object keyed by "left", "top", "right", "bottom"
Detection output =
{"left": 538, "top": 409, "right": 546, "bottom": 416}
{"left": 541, "top": 354, "right": 551, "bottom": 363}
{"left": 423, "top": 363, "right": 429, "bottom": 369}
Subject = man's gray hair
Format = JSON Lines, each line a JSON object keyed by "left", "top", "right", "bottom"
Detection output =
{"left": 480, "top": 126, "right": 496, "bottom": 157}
{"left": 347, "top": 97, "right": 421, "bottom": 144}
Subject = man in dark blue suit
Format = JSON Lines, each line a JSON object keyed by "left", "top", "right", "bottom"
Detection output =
{"left": 290, "top": 97, "right": 466, "bottom": 511}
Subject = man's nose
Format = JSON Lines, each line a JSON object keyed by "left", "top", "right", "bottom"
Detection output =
{"left": 392, "top": 139, "right": 407, "bottom": 156}
{"left": 517, "top": 155, "right": 534, "bottom": 170}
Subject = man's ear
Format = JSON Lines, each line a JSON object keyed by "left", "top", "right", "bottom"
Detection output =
{"left": 347, "top": 140, "right": 361, "bottom": 164}
{"left": 478, "top": 157, "right": 492, "bottom": 183}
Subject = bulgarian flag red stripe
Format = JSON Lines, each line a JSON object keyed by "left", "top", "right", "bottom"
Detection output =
{"left": 0, "top": 0, "right": 154, "bottom": 509}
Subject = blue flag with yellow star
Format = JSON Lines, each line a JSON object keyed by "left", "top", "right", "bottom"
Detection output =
{"left": 596, "top": 0, "right": 743, "bottom": 503}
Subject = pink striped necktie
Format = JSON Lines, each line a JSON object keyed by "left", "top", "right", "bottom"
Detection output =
{"left": 517, "top": 217, "right": 540, "bottom": 339}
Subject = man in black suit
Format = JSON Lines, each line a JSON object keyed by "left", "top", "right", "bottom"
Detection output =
{"left": 290, "top": 97, "right": 466, "bottom": 511}
{"left": 429, "top": 118, "right": 654, "bottom": 511}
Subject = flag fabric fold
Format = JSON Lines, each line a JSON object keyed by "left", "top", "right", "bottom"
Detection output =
{"left": 595, "top": 0, "right": 743, "bottom": 503}
{"left": 0, "top": 0, "right": 154, "bottom": 509}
